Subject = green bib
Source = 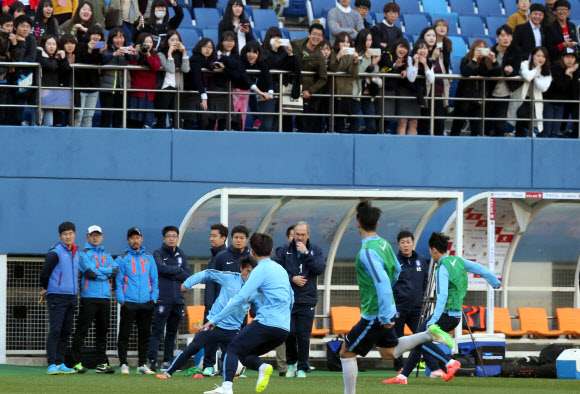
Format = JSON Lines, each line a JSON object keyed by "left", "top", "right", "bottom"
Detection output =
{"left": 437, "top": 255, "right": 468, "bottom": 311}
{"left": 355, "top": 237, "right": 398, "bottom": 317}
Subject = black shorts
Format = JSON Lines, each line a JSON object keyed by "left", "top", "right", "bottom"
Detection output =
{"left": 345, "top": 317, "right": 399, "bottom": 357}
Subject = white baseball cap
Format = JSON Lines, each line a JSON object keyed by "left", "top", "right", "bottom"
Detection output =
{"left": 87, "top": 225, "right": 103, "bottom": 234}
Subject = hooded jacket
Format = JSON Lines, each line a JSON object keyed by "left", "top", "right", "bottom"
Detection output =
{"left": 115, "top": 245, "right": 159, "bottom": 304}
{"left": 392, "top": 250, "right": 429, "bottom": 311}
{"left": 79, "top": 242, "right": 118, "bottom": 299}
{"left": 153, "top": 243, "right": 190, "bottom": 304}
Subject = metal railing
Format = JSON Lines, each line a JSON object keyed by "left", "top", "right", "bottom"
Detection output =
{"left": 1, "top": 61, "right": 578, "bottom": 137}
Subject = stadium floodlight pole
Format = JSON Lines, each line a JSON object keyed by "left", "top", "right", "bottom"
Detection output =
{"left": 462, "top": 308, "right": 488, "bottom": 379}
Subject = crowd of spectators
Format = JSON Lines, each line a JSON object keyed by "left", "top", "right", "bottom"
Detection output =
{"left": 0, "top": 0, "right": 578, "bottom": 136}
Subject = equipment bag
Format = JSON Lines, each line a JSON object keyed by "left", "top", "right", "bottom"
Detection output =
{"left": 326, "top": 339, "right": 344, "bottom": 371}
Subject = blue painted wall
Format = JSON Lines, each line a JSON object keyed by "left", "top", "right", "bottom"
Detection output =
{"left": 1, "top": 127, "right": 578, "bottom": 256}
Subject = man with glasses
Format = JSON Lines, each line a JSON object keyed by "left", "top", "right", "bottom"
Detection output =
{"left": 292, "top": 23, "right": 328, "bottom": 133}
{"left": 71, "top": 225, "right": 118, "bottom": 374}
{"left": 546, "top": 0, "right": 578, "bottom": 61}
{"left": 354, "top": 0, "right": 372, "bottom": 30}
{"left": 148, "top": 226, "right": 191, "bottom": 372}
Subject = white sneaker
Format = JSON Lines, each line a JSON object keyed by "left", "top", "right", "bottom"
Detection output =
{"left": 120, "top": 364, "right": 130, "bottom": 374}
{"left": 203, "top": 385, "right": 233, "bottom": 394}
{"left": 137, "top": 364, "right": 155, "bottom": 374}
{"left": 429, "top": 369, "right": 448, "bottom": 379}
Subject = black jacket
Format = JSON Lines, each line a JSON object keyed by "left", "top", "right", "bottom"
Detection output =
{"left": 487, "top": 44, "right": 524, "bottom": 95}
{"left": 371, "top": 22, "right": 403, "bottom": 67}
{"left": 393, "top": 250, "right": 429, "bottom": 311}
{"left": 36, "top": 49, "right": 71, "bottom": 87}
{"left": 210, "top": 244, "right": 251, "bottom": 306}
{"left": 544, "top": 61, "right": 580, "bottom": 100}
{"left": 513, "top": 21, "right": 545, "bottom": 61}
{"left": 454, "top": 56, "right": 501, "bottom": 110}
{"left": 242, "top": 59, "right": 273, "bottom": 93}
{"left": 76, "top": 42, "right": 103, "bottom": 91}
{"left": 545, "top": 19, "right": 578, "bottom": 62}
{"left": 214, "top": 51, "right": 251, "bottom": 90}
{"left": 262, "top": 48, "right": 302, "bottom": 99}
{"left": 203, "top": 243, "right": 227, "bottom": 308}
{"left": 153, "top": 243, "right": 191, "bottom": 304}
{"left": 134, "top": 3, "right": 184, "bottom": 47}
{"left": 218, "top": 17, "right": 256, "bottom": 51}
{"left": 273, "top": 239, "right": 326, "bottom": 306}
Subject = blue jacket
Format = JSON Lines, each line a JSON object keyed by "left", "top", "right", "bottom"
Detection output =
{"left": 43, "top": 241, "right": 80, "bottom": 295}
{"left": 273, "top": 239, "right": 326, "bottom": 306}
{"left": 79, "top": 242, "right": 118, "bottom": 299}
{"left": 153, "top": 243, "right": 191, "bottom": 304}
{"left": 393, "top": 250, "right": 429, "bottom": 311}
{"left": 115, "top": 245, "right": 159, "bottom": 304}
{"left": 204, "top": 243, "right": 227, "bottom": 308}
{"left": 183, "top": 269, "right": 260, "bottom": 330}
{"left": 210, "top": 258, "right": 294, "bottom": 331}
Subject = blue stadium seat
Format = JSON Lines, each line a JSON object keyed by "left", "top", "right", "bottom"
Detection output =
{"left": 503, "top": 1, "right": 519, "bottom": 16}
{"left": 202, "top": 28, "right": 219, "bottom": 44}
{"left": 402, "top": 13, "right": 431, "bottom": 35}
{"left": 308, "top": 0, "right": 336, "bottom": 22}
{"left": 169, "top": 6, "right": 194, "bottom": 28}
{"left": 476, "top": 0, "right": 503, "bottom": 17}
{"left": 468, "top": 36, "right": 494, "bottom": 48}
{"left": 254, "top": 30, "right": 263, "bottom": 42}
{"left": 374, "top": 13, "right": 402, "bottom": 29}
{"left": 448, "top": 35, "right": 468, "bottom": 58}
{"left": 486, "top": 16, "right": 507, "bottom": 37}
{"left": 422, "top": 0, "right": 448, "bottom": 15}
{"left": 458, "top": 15, "right": 486, "bottom": 37}
{"left": 284, "top": 0, "right": 308, "bottom": 17}
{"left": 449, "top": 0, "right": 476, "bottom": 15}
{"left": 216, "top": 5, "right": 224, "bottom": 16}
{"left": 572, "top": 19, "right": 580, "bottom": 28}
{"left": 179, "top": 28, "right": 201, "bottom": 53}
{"left": 431, "top": 13, "right": 459, "bottom": 35}
{"left": 404, "top": 33, "right": 414, "bottom": 45}
{"left": 289, "top": 30, "right": 309, "bottom": 40}
{"left": 245, "top": 5, "right": 254, "bottom": 20}
{"left": 450, "top": 56, "right": 463, "bottom": 73}
{"left": 252, "top": 9, "right": 281, "bottom": 30}
{"left": 193, "top": 8, "right": 221, "bottom": 30}
{"left": 371, "top": 0, "right": 420, "bottom": 14}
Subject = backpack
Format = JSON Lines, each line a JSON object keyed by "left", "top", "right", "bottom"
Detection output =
{"left": 326, "top": 339, "right": 343, "bottom": 371}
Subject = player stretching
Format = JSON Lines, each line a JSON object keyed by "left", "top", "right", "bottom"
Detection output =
{"left": 340, "top": 201, "right": 454, "bottom": 394}
{"left": 202, "top": 232, "right": 293, "bottom": 394}
{"left": 384, "top": 232, "right": 501, "bottom": 384}
{"left": 155, "top": 256, "right": 259, "bottom": 379}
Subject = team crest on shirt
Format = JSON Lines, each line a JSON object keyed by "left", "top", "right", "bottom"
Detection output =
{"left": 144, "top": 259, "right": 149, "bottom": 264}
{"left": 177, "top": 257, "right": 182, "bottom": 266}
{"left": 158, "top": 306, "right": 165, "bottom": 313}
{"left": 416, "top": 260, "right": 421, "bottom": 271}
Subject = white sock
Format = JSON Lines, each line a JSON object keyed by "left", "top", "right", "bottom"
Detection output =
{"left": 392, "top": 331, "right": 432, "bottom": 358}
{"left": 341, "top": 357, "right": 358, "bottom": 394}
{"left": 222, "top": 381, "right": 233, "bottom": 390}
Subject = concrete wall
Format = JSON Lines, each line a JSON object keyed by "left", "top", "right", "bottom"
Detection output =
{"left": 1, "top": 127, "right": 578, "bottom": 255}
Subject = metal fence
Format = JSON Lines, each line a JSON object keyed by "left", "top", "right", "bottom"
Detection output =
{"left": 2, "top": 61, "right": 579, "bottom": 136}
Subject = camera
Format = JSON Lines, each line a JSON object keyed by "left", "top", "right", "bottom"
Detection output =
{"left": 480, "top": 47, "right": 490, "bottom": 56}
{"left": 345, "top": 48, "right": 355, "bottom": 55}
{"left": 140, "top": 44, "right": 150, "bottom": 54}
{"left": 369, "top": 48, "right": 381, "bottom": 57}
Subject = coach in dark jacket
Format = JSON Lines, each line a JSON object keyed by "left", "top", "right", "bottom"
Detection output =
{"left": 148, "top": 226, "right": 191, "bottom": 371}
{"left": 274, "top": 221, "right": 326, "bottom": 377}
{"left": 391, "top": 230, "right": 429, "bottom": 371}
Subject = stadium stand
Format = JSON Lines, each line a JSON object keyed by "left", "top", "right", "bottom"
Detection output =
{"left": 186, "top": 305, "right": 205, "bottom": 334}
{"left": 449, "top": 36, "right": 468, "bottom": 57}
{"left": 458, "top": 15, "right": 487, "bottom": 37}
{"left": 252, "top": 8, "right": 283, "bottom": 29}
{"left": 518, "top": 307, "right": 574, "bottom": 337}
{"left": 476, "top": 0, "right": 504, "bottom": 17}
{"left": 468, "top": 36, "right": 494, "bottom": 48}
{"left": 402, "top": 13, "right": 431, "bottom": 35}
{"left": 179, "top": 29, "right": 201, "bottom": 52}
{"left": 555, "top": 308, "right": 580, "bottom": 336}
{"left": 450, "top": 56, "right": 463, "bottom": 73}
{"left": 307, "top": 0, "right": 336, "bottom": 24}
{"left": 284, "top": 0, "right": 309, "bottom": 17}
{"left": 245, "top": 5, "right": 254, "bottom": 20}
{"left": 494, "top": 307, "right": 529, "bottom": 337}
{"left": 202, "top": 28, "right": 219, "bottom": 44}
{"left": 486, "top": 16, "right": 508, "bottom": 38}
{"left": 503, "top": 0, "right": 519, "bottom": 16}
{"left": 422, "top": 0, "right": 449, "bottom": 15}
{"left": 289, "top": 30, "right": 309, "bottom": 40}
{"left": 330, "top": 306, "right": 360, "bottom": 335}
{"left": 169, "top": 6, "right": 194, "bottom": 28}
{"left": 193, "top": 7, "right": 222, "bottom": 29}
{"left": 449, "top": 0, "right": 477, "bottom": 15}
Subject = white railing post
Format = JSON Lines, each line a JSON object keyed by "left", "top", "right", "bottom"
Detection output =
{"left": 0, "top": 255, "right": 7, "bottom": 364}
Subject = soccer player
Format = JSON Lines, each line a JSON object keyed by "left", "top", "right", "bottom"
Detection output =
{"left": 340, "top": 201, "right": 454, "bottom": 394}
{"left": 384, "top": 232, "right": 502, "bottom": 385}
{"left": 156, "top": 255, "right": 259, "bottom": 379}
{"left": 201, "top": 232, "right": 294, "bottom": 394}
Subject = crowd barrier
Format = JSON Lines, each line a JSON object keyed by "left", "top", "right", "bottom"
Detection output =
{"left": 1, "top": 61, "right": 579, "bottom": 136}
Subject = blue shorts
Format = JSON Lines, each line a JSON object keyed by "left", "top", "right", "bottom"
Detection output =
{"left": 345, "top": 317, "right": 399, "bottom": 357}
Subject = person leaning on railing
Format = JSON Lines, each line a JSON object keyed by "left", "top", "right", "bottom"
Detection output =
{"left": 330, "top": 31, "right": 359, "bottom": 133}
{"left": 52, "top": 34, "right": 77, "bottom": 127}
{"left": 134, "top": 0, "right": 183, "bottom": 50}
{"left": 450, "top": 39, "right": 501, "bottom": 137}
{"left": 183, "top": 38, "right": 213, "bottom": 130}
{"left": 10, "top": 15, "right": 36, "bottom": 126}
{"left": 99, "top": 27, "right": 137, "bottom": 128}
{"left": 0, "top": 12, "right": 20, "bottom": 125}
{"left": 354, "top": 28, "right": 380, "bottom": 134}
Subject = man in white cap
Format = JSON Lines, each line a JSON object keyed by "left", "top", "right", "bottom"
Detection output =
{"left": 71, "top": 225, "right": 118, "bottom": 374}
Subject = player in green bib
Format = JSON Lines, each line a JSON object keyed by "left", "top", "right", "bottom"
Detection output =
{"left": 384, "top": 232, "right": 501, "bottom": 385}
{"left": 339, "top": 201, "right": 455, "bottom": 394}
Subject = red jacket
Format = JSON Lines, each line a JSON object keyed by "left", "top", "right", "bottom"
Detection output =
{"left": 4, "top": 0, "right": 40, "bottom": 9}
{"left": 129, "top": 53, "right": 161, "bottom": 101}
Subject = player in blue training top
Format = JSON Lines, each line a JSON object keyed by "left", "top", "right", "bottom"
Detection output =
{"left": 202, "top": 232, "right": 294, "bottom": 394}
{"left": 384, "top": 232, "right": 501, "bottom": 385}
{"left": 155, "top": 255, "right": 260, "bottom": 379}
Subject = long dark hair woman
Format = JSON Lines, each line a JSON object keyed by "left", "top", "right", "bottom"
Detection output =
{"left": 59, "top": 1, "right": 96, "bottom": 42}
{"left": 218, "top": 0, "right": 255, "bottom": 54}
{"left": 32, "top": 0, "right": 59, "bottom": 42}
{"left": 186, "top": 37, "right": 216, "bottom": 129}
{"left": 134, "top": 0, "right": 183, "bottom": 50}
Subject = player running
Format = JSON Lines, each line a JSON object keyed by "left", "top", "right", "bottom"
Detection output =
{"left": 340, "top": 201, "right": 455, "bottom": 394}
{"left": 201, "top": 232, "right": 293, "bottom": 394}
{"left": 383, "top": 232, "right": 501, "bottom": 384}
{"left": 155, "top": 256, "right": 259, "bottom": 379}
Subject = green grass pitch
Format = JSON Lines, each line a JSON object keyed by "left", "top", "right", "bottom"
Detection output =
{"left": 1, "top": 365, "right": 580, "bottom": 393}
